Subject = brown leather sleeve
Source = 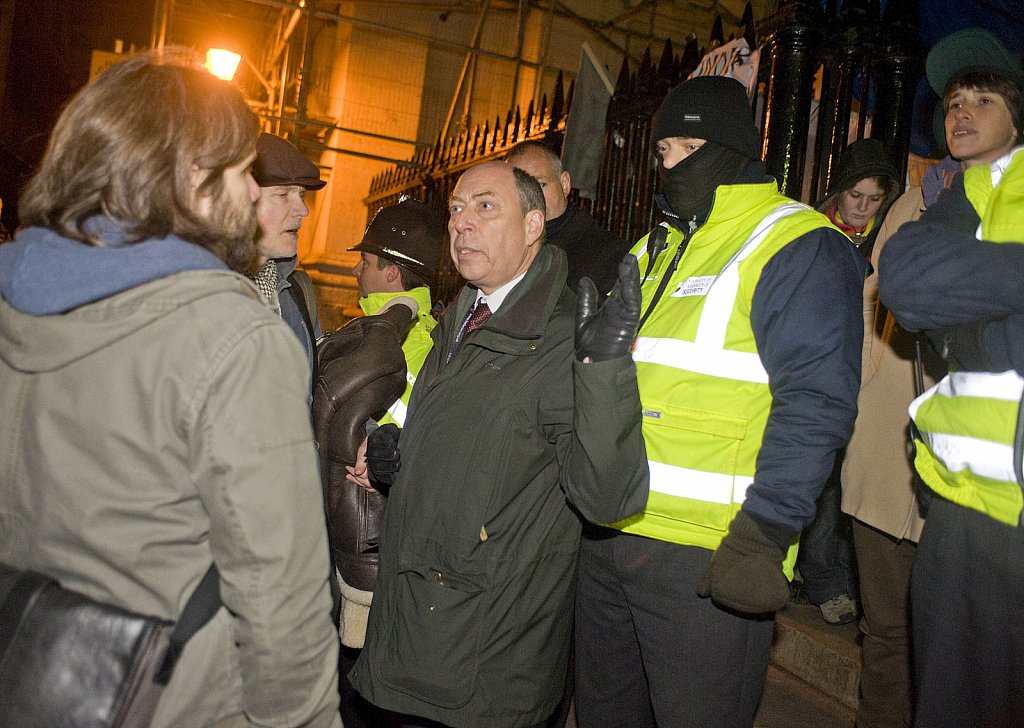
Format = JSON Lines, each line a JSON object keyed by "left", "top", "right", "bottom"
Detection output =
{"left": 311, "top": 304, "right": 412, "bottom": 590}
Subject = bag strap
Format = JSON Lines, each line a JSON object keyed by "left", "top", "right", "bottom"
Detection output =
{"left": 155, "top": 563, "right": 221, "bottom": 685}
{"left": 287, "top": 271, "right": 319, "bottom": 386}
{"left": 640, "top": 224, "right": 669, "bottom": 281}
{"left": 288, "top": 271, "right": 318, "bottom": 338}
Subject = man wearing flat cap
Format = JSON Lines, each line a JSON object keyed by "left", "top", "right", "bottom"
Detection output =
{"left": 250, "top": 132, "right": 327, "bottom": 388}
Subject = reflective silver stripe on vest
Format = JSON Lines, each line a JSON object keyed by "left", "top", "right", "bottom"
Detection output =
{"left": 385, "top": 372, "right": 418, "bottom": 426}
{"left": 387, "top": 399, "right": 408, "bottom": 426}
{"left": 910, "top": 369, "right": 1024, "bottom": 483}
{"left": 633, "top": 202, "right": 807, "bottom": 384}
{"left": 649, "top": 460, "right": 754, "bottom": 503}
{"left": 633, "top": 337, "right": 769, "bottom": 383}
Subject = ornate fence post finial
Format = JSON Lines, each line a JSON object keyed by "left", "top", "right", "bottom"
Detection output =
{"left": 871, "top": 0, "right": 922, "bottom": 186}
{"left": 759, "top": 0, "right": 825, "bottom": 199}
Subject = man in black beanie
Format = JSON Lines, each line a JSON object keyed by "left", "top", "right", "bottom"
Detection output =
{"left": 574, "top": 75, "right": 865, "bottom": 726}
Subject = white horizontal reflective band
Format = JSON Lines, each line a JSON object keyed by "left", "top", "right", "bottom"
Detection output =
{"left": 648, "top": 460, "right": 753, "bottom": 505}
{"left": 633, "top": 336, "right": 769, "bottom": 383}
{"left": 940, "top": 370, "right": 1024, "bottom": 402}
{"left": 387, "top": 398, "right": 407, "bottom": 426}
{"left": 910, "top": 371, "right": 1024, "bottom": 422}
{"left": 695, "top": 203, "right": 807, "bottom": 350}
{"left": 922, "top": 432, "right": 1017, "bottom": 483}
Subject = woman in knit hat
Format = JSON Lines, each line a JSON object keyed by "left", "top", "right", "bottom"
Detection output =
{"left": 788, "top": 142, "right": 898, "bottom": 633}
{"left": 790, "top": 143, "right": 899, "bottom": 636}
{"left": 816, "top": 138, "right": 900, "bottom": 262}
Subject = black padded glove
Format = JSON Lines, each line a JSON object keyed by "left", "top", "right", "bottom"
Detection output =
{"left": 575, "top": 254, "right": 641, "bottom": 362}
{"left": 366, "top": 423, "right": 401, "bottom": 493}
{"left": 696, "top": 510, "right": 791, "bottom": 614}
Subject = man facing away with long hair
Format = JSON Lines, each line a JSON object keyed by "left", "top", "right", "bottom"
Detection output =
{"left": 0, "top": 50, "right": 341, "bottom": 728}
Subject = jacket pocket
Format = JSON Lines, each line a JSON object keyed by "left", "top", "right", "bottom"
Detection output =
{"left": 377, "top": 558, "right": 487, "bottom": 709}
{"left": 640, "top": 402, "right": 749, "bottom": 532}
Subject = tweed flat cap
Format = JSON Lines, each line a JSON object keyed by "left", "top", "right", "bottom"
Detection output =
{"left": 252, "top": 133, "right": 326, "bottom": 190}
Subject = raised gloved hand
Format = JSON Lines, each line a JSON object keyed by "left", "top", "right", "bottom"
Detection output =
{"left": 696, "top": 510, "right": 791, "bottom": 614}
{"left": 575, "top": 254, "right": 641, "bottom": 363}
{"left": 366, "top": 423, "right": 401, "bottom": 493}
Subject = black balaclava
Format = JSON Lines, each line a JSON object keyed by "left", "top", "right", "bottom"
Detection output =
{"left": 658, "top": 141, "right": 752, "bottom": 226}
{"left": 650, "top": 76, "right": 762, "bottom": 227}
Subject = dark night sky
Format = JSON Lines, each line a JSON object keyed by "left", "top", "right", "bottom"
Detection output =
{"left": 0, "top": 0, "right": 154, "bottom": 230}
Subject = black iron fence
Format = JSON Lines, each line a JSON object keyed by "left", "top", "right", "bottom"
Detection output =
{"left": 364, "top": 0, "right": 921, "bottom": 306}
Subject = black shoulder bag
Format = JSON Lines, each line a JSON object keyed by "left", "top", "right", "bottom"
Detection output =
{"left": 0, "top": 562, "right": 220, "bottom": 728}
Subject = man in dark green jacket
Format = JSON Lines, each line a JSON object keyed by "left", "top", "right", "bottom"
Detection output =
{"left": 348, "top": 161, "right": 649, "bottom": 728}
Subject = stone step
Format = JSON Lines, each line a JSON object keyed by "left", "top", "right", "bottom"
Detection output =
{"left": 755, "top": 663, "right": 856, "bottom": 728}
{"left": 769, "top": 601, "right": 863, "bottom": 711}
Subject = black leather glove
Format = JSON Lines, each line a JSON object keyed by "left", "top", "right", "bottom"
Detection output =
{"left": 696, "top": 510, "right": 791, "bottom": 614}
{"left": 575, "top": 254, "right": 641, "bottom": 362}
{"left": 366, "top": 423, "right": 401, "bottom": 493}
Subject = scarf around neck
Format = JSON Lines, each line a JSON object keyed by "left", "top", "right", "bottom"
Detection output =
{"left": 248, "top": 260, "right": 282, "bottom": 317}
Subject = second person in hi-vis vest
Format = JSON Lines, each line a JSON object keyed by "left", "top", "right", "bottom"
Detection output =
{"left": 340, "top": 196, "right": 444, "bottom": 728}
{"left": 878, "top": 27, "right": 1024, "bottom": 728}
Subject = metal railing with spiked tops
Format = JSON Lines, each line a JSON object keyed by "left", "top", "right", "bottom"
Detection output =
{"left": 364, "top": 0, "right": 921, "bottom": 307}
{"left": 365, "top": 73, "right": 571, "bottom": 304}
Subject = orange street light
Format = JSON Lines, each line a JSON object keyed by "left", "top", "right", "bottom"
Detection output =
{"left": 206, "top": 49, "right": 242, "bottom": 81}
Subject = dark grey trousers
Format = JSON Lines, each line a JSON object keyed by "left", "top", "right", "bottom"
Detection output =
{"left": 574, "top": 528, "right": 774, "bottom": 728}
{"left": 912, "top": 499, "right": 1024, "bottom": 728}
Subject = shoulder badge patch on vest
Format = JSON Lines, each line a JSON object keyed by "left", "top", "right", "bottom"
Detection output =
{"left": 672, "top": 276, "right": 715, "bottom": 297}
